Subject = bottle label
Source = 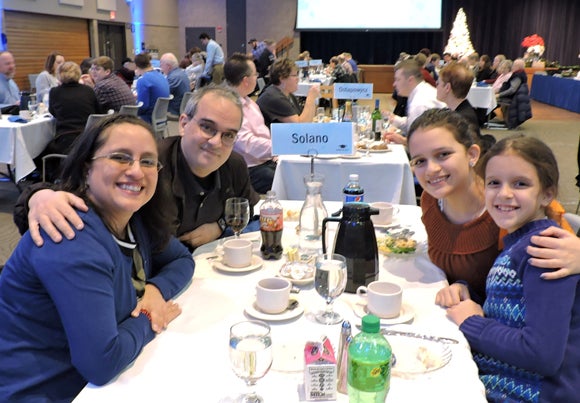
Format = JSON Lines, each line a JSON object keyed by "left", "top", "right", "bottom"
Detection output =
{"left": 260, "top": 211, "right": 283, "bottom": 231}
{"left": 344, "top": 194, "right": 364, "bottom": 203}
{"left": 348, "top": 357, "right": 390, "bottom": 392}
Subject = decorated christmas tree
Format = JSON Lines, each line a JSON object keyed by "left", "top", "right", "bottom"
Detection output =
{"left": 444, "top": 8, "right": 476, "bottom": 58}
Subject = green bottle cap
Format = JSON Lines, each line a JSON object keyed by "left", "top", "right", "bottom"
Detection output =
{"left": 361, "top": 314, "right": 380, "bottom": 333}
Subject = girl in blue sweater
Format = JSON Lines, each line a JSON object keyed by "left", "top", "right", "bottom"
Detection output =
{"left": 447, "top": 135, "right": 580, "bottom": 402}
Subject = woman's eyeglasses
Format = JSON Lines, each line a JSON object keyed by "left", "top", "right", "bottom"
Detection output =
{"left": 92, "top": 152, "right": 163, "bottom": 172}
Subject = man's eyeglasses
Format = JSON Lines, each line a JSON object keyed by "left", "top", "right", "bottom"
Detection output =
{"left": 191, "top": 118, "right": 238, "bottom": 146}
{"left": 92, "top": 152, "right": 163, "bottom": 172}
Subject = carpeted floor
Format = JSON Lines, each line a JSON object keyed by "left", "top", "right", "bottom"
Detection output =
{"left": 1, "top": 100, "right": 579, "bottom": 265}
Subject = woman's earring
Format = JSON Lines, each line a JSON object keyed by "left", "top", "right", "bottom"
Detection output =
{"left": 469, "top": 161, "right": 475, "bottom": 167}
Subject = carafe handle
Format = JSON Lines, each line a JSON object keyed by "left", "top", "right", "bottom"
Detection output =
{"left": 321, "top": 216, "right": 341, "bottom": 253}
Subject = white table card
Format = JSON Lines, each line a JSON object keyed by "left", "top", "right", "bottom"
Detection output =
{"left": 333, "top": 83, "right": 374, "bottom": 100}
{"left": 271, "top": 122, "right": 354, "bottom": 156}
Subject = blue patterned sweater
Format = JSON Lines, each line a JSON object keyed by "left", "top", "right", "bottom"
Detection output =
{"left": 460, "top": 219, "right": 580, "bottom": 403}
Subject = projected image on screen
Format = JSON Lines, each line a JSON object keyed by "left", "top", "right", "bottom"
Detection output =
{"left": 296, "top": 0, "right": 442, "bottom": 30}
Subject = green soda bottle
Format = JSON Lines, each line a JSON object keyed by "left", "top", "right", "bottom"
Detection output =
{"left": 347, "top": 314, "right": 392, "bottom": 402}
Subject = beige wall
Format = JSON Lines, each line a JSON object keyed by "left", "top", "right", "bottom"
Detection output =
{"left": 2, "top": 0, "right": 300, "bottom": 61}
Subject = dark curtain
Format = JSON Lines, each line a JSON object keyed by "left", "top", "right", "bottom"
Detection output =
{"left": 300, "top": 0, "right": 579, "bottom": 66}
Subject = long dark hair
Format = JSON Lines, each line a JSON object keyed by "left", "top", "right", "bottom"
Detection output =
{"left": 59, "top": 114, "right": 171, "bottom": 250}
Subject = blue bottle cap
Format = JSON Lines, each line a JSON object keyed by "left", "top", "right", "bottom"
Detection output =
{"left": 361, "top": 314, "right": 380, "bottom": 333}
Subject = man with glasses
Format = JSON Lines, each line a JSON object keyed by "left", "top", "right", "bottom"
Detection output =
{"left": 15, "top": 86, "right": 260, "bottom": 252}
{"left": 90, "top": 56, "right": 135, "bottom": 112}
{"left": 0, "top": 51, "right": 20, "bottom": 113}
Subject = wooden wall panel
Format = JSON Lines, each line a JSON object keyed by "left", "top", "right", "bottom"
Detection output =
{"left": 4, "top": 11, "right": 90, "bottom": 91}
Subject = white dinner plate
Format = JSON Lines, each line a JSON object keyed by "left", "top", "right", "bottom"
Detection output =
{"left": 388, "top": 334, "right": 452, "bottom": 376}
{"left": 352, "top": 302, "right": 415, "bottom": 325}
{"left": 315, "top": 154, "right": 340, "bottom": 159}
{"left": 211, "top": 255, "right": 263, "bottom": 273}
{"left": 245, "top": 299, "right": 304, "bottom": 322}
{"left": 340, "top": 153, "right": 362, "bottom": 159}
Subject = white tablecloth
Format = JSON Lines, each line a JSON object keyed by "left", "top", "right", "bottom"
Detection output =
{"left": 0, "top": 115, "right": 55, "bottom": 182}
{"left": 467, "top": 86, "right": 497, "bottom": 114}
{"left": 271, "top": 144, "right": 416, "bottom": 205}
{"left": 73, "top": 202, "right": 486, "bottom": 403}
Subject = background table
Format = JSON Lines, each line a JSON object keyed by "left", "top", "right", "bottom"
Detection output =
{"left": 271, "top": 144, "right": 416, "bottom": 204}
{"left": 0, "top": 115, "right": 55, "bottom": 182}
{"left": 74, "top": 202, "right": 486, "bottom": 403}
{"left": 467, "top": 85, "right": 497, "bottom": 114}
{"left": 530, "top": 74, "right": 580, "bottom": 113}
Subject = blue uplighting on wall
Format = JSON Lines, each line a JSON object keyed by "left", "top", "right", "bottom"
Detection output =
{"left": 0, "top": 1, "right": 6, "bottom": 51}
{"left": 130, "top": 1, "right": 144, "bottom": 54}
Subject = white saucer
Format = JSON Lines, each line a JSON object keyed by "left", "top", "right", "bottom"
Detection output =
{"left": 340, "top": 153, "right": 362, "bottom": 159}
{"left": 245, "top": 300, "right": 304, "bottom": 322}
{"left": 353, "top": 302, "right": 415, "bottom": 325}
{"left": 211, "top": 255, "right": 263, "bottom": 273}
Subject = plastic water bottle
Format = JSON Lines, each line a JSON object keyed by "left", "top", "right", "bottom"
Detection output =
{"left": 347, "top": 314, "right": 392, "bottom": 402}
{"left": 343, "top": 174, "right": 364, "bottom": 203}
{"left": 260, "top": 191, "right": 283, "bottom": 260}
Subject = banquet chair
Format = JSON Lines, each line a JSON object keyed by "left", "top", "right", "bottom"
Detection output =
{"left": 119, "top": 101, "right": 143, "bottom": 116}
{"left": 151, "top": 95, "right": 173, "bottom": 140}
{"left": 319, "top": 85, "right": 337, "bottom": 109}
{"left": 84, "top": 112, "right": 114, "bottom": 131}
{"left": 28, "top": 74, "right": 39, "bottom": 91}
{"left": 42, "top": 154, "right": 67, "bottom": 183}
{"left": 168, "top": 92, "right": 193, "bottom": 121}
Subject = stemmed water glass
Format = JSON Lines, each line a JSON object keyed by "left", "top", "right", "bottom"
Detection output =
{"left": 229, "top": 320, "right": 273, "bottom": 403}
{"left": 225, "top": 197, "right": 250, "bottom": 238}
{"left": 314, "top": 253, "right": 347, "bottom": 324}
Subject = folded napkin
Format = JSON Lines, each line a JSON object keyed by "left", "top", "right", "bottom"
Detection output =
{"left": 7, "top": 116, "right": 29, "bottom": 123}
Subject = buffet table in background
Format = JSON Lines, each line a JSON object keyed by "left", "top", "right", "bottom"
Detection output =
{"left": 74, "top": 202, "right": 486, "bottom": 403}
{"left": 271, "top": 144, "right": 416, "bottom": 204}
{"left": 530, "top": 74, "right": 580, "bottom": 113}
{"left": 0, "top": 115, "right": 55, "bottom": 182}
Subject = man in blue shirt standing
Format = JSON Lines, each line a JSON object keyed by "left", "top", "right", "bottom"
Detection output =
{"left": 160, "top": 52, "right": 190, "bottom": 116}
{"left": 0, "top": 51, "right": 21, "bottom": 111}
{"left": 199, "top": 33, "right": 224, "bottom": 85}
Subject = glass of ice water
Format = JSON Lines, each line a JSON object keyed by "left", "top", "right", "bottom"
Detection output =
{"left": 314, "top": 253, "right": 347, "bottom": 324}
{"left": 229, "top": 320, "right": 273, "bottom": 403}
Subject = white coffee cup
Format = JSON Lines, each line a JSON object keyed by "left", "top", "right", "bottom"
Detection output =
{"left": 223, "top": 239, "right": 253, "bottom": 268}
{"left": 370, "top": 202, "right": 395, "bottom": 226}
{"left": 356, "top": 281, "right": 402, "bottom": 319}
{"left": 256, "top": 277, "right": 292, "bottom": 314}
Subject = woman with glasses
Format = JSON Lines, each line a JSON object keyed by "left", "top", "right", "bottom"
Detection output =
{"left": 0, "top": 115, "right": 194, "bottom": 401}
{"left": 256, "top": 57, "right": 320, "bottom": 128}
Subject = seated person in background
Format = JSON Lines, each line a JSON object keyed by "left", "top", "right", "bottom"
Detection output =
{"left": 90, "top": 56, "right": 135, "bottom": 112}
{"left": 342, "top": 52, "right": 358, "bottom": 73}
{"left": 226, "top": 53, "right": 277, "bottom": 194}
{"left": 79, "top": 57, "right": 95, "bottom": 87}
{"left": 134, "top": 53, "right": 170, "bottom": 123}
{"left": 36, "top": 51, "right": 65, "bottom": 101}
{"left": 475, "top": 54, "right": 493, "bottom": 82}
{"left": 257, "top": 40, "right": 276, "bottom": 83}
{"left": 256, "top": 58, "right": 320, "bottom": 128}
{"left": 429, "top": 53, "right": 441, "bottom": 80}
{"left": 115, "top": 57, "right": 136, "bottom": 87}
{"left": 39, "top": 61, "right": 100, "bottom": 180}
{"left": 15, "top": 86, "right": 260, "bottom": 252}
{"left": 436, "top": 62, "right": 495, "bottom": 153}
{"left": 186, "top": 52, "right": 205, "bottom": 90}
{"left": 496, "top": 58, "right": 532, "bottom": 129}
{"left": 0, "top": 114, "right": 194, "bottom": 402}
{"left": 491, "top": 59, "right": 512, "bottom": 94}
{"left": 159, "top": 52, "right": 190, "bottom": 116}
{"left": 485, "top": 54, "right": 506, "bottom": 84}
{"left": 414, "top": 52, "right": 437, "bottom": 87}
{"left": 467, "top": 52, "right": 480, "bottom": 75}
{"left": 384, "top": 59, "right": 445, "bottom": 144}
{"left": 0, "top": 51, "right": 21, "bottom": 112}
